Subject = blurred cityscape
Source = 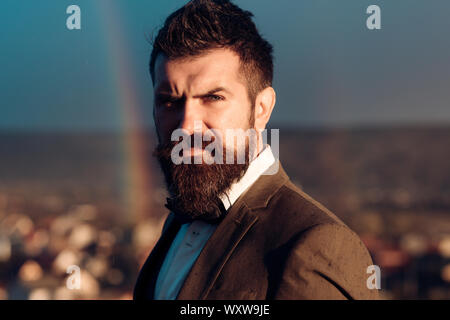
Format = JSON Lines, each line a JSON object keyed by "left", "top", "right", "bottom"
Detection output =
{"left": 1, "top": 126, "right": 450, "bottom": 299}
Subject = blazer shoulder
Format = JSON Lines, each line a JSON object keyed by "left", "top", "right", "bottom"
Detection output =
{"left": 263, "top": 178, "right": 348, "bottom": 230}
{"left": 258, "top": 178, "right": 379, "bottom": 299}
{"left": 274, "top": 222, "right": 380, "bottom": 299}
{"left": 266, "top": 178, "right": 373, "bottom": 261}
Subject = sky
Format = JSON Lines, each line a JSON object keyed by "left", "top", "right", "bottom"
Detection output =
{"left": 1, "top": 0, "right": 450, "bottom": 131}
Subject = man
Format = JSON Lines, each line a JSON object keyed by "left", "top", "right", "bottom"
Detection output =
{"left": 134, "top": 0, "right": 379, "bottom": 300}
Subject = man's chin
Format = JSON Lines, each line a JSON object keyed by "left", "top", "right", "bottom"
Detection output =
{"left": 153, "top": 140, "right": 251, "bottom": 219}
{"left": 163, "top": 162, "right": 249, "bottom": 218}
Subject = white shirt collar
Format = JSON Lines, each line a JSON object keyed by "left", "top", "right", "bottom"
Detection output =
{"left": 219, "top": 144, "right": 275, "bottom": 210}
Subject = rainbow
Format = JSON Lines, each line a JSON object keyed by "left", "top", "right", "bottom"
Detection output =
{"left": 96, "top": 1, "right": 155, "bottom": 224}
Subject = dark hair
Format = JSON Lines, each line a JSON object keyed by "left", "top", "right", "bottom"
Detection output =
{"left": 149, "top": 0, "right": 274, "bottom": 104}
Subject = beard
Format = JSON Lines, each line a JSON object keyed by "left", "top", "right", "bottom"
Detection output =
{"left": 153, "top": 134, "right": 252, "bottom": 223}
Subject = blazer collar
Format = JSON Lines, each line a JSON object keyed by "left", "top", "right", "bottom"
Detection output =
{"left": 240, "top": 160, "right": 289, "bottom": 209}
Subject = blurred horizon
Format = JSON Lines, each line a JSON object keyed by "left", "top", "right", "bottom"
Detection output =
{"left": 2, "top": 126, "right": 450, "bottom": 299}
{"left": 2, "top": 122, "right": 450, "bottom": 134}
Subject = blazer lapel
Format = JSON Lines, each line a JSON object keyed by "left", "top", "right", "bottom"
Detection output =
{"left": 176, "top": 201, "right": 258, "bottom": 299}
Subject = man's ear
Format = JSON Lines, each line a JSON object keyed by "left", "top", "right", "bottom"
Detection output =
{"left": 254, "top": 86, "right": 276, "bottom": 131}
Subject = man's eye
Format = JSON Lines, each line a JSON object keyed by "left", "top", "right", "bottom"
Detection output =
{"left": 163, "top": 100, "right": 175, "bottom": 107}
{"left": 204, "top": 94, "right": 224, "bottom": 102}
{"left": 157, "top": 97, "right": 180, "bottom": 107}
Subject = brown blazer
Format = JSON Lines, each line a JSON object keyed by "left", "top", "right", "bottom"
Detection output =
{"left": 133, "top": 161, "right": 380, "bottom": 300}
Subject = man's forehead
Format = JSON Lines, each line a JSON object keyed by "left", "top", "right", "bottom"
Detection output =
{"left": 153, "top": 49, "right": 244, "bottom": 92}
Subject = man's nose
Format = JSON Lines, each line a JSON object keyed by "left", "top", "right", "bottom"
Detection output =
{"left": 178, "top": 99, "right": 207, "bottom": 135}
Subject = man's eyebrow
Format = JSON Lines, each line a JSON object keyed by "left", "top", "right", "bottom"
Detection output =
{"left": 154, "top": 91, "right": 177, "bottom": 97}
{"left": 193, "top": 87, "right": 232, "bottom": 98}
{"left": 154, "top": 86, "right": 232, "bottom": 97}
{"left": 154, "top": 89, "right": 182, "bottom": 101}
{"left": 154, "top": 81, "right": 177, "bottom": 96}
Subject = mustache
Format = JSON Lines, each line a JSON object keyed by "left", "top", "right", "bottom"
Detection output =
{"left": 153, "top": 134, "right": 244, "bottom": 163}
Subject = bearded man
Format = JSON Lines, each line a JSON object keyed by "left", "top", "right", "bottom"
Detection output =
{"left": 134, "top": 0, "right": 380, "bottom": 300}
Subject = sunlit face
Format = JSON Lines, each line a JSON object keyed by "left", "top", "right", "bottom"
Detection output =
{"left": 153, "top": 48, "right": 254, "bottom": 154}
{"left": 151, "top": 48, "right": 261, "bottom": 220}
{"left": 151, "top": 48, "right": 275, "bottom": 220}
